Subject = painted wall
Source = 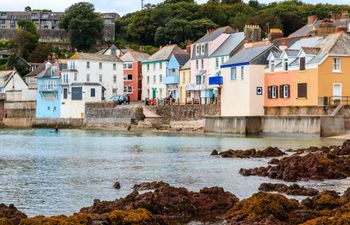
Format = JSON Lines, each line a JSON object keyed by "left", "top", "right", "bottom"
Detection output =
{"left": 221, "top": 65, "right": 264, "bottom": 116}
{"left": 294, "top": 67, "right": 319, "bottom": 106}
{"left": 124, "top": 61, "right": 141, "bottom": 102}
{"left": 36, "top": 77, "right": 61, "bottom": 119}
{"left": 179, "top": 68, "right": 191, "bottom": 104}
{"left": 165, "top": 55, "right": 180, "bottom": 99}
{"left": 4, "top": 73, "right": 36, "bottom": 101}
{"left": 142, "top": 60, "right": 168, "bottom": 100}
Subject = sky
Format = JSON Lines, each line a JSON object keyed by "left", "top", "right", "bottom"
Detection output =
{"left": 0, "top": 0, "right": 349, "bottom": 15}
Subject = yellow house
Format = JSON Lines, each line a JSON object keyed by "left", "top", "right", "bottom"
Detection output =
{"left": 179, "top": 61, "right": 191, "bottom": 104}
{"left": 265, "top": 32, "right": 350, "bottom": 107}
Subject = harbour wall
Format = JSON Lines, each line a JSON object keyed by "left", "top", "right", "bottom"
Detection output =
{"left": 205, "top": 116, "right": 346, "bottom": 137}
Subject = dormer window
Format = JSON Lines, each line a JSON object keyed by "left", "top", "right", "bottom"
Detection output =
{"left": 201, "top": 44, "right": 205, "bottom": 55}
{"left": 283, "top": 58, "right": 288, "bottom": 71}
{"left": 269, "top": 60, "right": 275, "bottom": 72}
{"left": 299, "top": 57, "right": 306, "bottom": 71}
{"left": 196, "top": 45, "right": 200, "bottom": 56}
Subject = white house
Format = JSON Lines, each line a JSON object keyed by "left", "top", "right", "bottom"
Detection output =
{"left": 220, "top": 42, "right": 278, "bottom": 116}
{"left": 60, "top": 53, "right": 123, "bottom": 118}
{"left": 3, "top": 71, "right": 36, "bottom": 101}
{"left": 141, "top": 45, "right": 185, "bottom": 101}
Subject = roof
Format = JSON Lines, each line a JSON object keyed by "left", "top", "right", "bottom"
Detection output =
{"left": 289, "top": 36, "right": 323, "bottom": 50}
{"left": 288, "top": 20, "right": 319, "bottom": 38}
{"left": 284, "top": 49, "right": 299, "bottom": 57}
{"left": 0, "top": 49, "right": 13, "bottom": 55}
{"left": 173, "top": 53, "right": 190, "bottom": 66}
{"left": 210, "top": 32, "right": 245, "bottom": 57}
{"left": 272, "top": 36, "right": 303, "bottom": 48}
{"left": 181, "top": 60, "right": 191, "bottom": 70}
{"left": 69, "top": 52, "right": 122, "bottom": 62}
{"left": 222, "top": 43, "right": 273, "bottom": 67}
{"left": 120, "top": 50, "right": 150, "bottom": 62}
{"left": 195, "top": 26, "right": 235, "bottom": 44}
{"left": 143, "top": 45, "right": 185, "bottom": 63}
{"left": 0, "top": 70, "right": 15, "bottom": 88}
{"left": 25, "top": 62, "right": 46, "bottom": 78}
{"left": 36, "top": 62, "right": 67, "bottom": 78}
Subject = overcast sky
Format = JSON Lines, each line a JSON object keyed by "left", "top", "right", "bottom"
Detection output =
{"left": 0, "top": 0, "right": 349, "bottom": 15}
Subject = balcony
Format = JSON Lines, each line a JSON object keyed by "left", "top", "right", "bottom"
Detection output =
{"left": 209, "top": 76, "right": 223, "bottom": 85}
{"left": 186, "top": 83, "right": 203, "bottom": 91}
{"left": 163, "top": 76, "right": 179, "bottom": 85}
{"left": 39, "top": 84, "right": 60, "bottom": 92}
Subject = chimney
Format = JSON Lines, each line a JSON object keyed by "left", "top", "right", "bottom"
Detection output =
{"left": 342, "top": 10, "right": 349, "bottom": 19}
{"left": 307, "top": 15, "right": 317, "bottom": 25}
{"left": 244, "top": 25, "right": 262, "bottom": 42}
{"left": 318, "top": 19, "right": 336, "bottom": 37}
{"left": 207, "top": 29, "right": 214, "bottom": 34}
{"left": 185, "top": 40, "right": 192, "bottom": 54}
{"left": 268, "top": 28, "right": 284, "bottom": 41}
{"left": 337, "top": 27, "right": 347, "bottom": 33}
{"left": 279, "top": 41, "right": 288, "bottom": 51}
{"left": 331, "top": 12, "right": 341, "bottom": 21}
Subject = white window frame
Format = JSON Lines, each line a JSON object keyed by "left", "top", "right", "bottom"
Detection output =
{"left": 333, "top": 58, "right": 341, "bottom": 72}
{"left": 215, "top": 57, "right": 219, "bottom": 69}
{"left": 283, "top": 58, "right": 288, "bottom": 71}
{"left": 241, "top": 66, "right": 244, "bottom": 80}
{"left": 231, "top": 67, "right": 237, "bottom": 80}
{"left": 269, "top": 60, "right": 275, "bottom": 72}
{"left": 201, "top": 44, "right": 205, "bottom": 55}
{"left": 271, "top": 86, "right": 277, "bottom": 99}
{"left": 283, "top": 85, "right": 289, "bottom": 98}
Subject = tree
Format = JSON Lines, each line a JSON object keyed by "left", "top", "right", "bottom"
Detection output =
{"left": 25, "top": 6, "right": 31, "bottom": 12}
{"left": 28, "top": 43, "right": 51, "bottom": 62}
{"left": 59, "top": 2, "right": 104, "bottom": 51}
{"left": 11, "top": 20, "right": 39, "bottom": 59}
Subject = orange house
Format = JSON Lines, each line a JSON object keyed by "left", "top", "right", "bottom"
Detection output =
{"left": 265, "top": 32, "right": 350, "bottom": 108}
{"left": 120, "top": 50, "right": 150, "bottom": 101}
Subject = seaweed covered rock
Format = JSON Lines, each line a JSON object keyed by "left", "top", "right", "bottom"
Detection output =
{"left": 225, "top": 192, "right": 311, "bottom": 224}
{"left": 259, "top": 183, "right": 319, "bottom": 196}
{"left": 0, "top": 204, "right": 26, "bottom": 225}
{"left": 301, "top": 190, "right": 346, "bottom": 211}
{"left": 133, "top": 181, "right": 170, "bottom": 191}
{"left": 108, "top": 208, "right": 159, "bottom": 225}
{"left": 82, "top": 183, "right": 238, "bottom": 223}
{"left": 218, "top": 147, "right": 285, "bottom": 158}
{"left": 240, "top": 152, "right": 350, "bottom": 182}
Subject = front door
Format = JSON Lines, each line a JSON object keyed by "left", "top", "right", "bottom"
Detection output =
{"left": 333, "top": 83, "right": 342, "bottom": 103}
{"left": 152, "top": 88, "right": 156, "bottom": 99}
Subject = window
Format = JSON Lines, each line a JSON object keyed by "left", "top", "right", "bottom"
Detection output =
{"left": 124, "top": 63, "right": 132, "bottom": 69}
{"left": 153, "top": 75, "right": 156, "bottom": 84}
{"left": 159, "top": 62, "right": 162, "bottom": 69}
{"left": 279, "top": 84, "right": 290, "bottom": 98}
{"left": 215, "top": 57, "right": 219, "bottom": 69}
{"left": 201, "top": 59, "right": 204, "bottom": 69}
{"left": 63, "top": 88, "right": 68, "bottom": 99}
{"left": 333, "top": 58, "right": 341, "bottom": 72}
{"left": 71, "top": 87, "right": 83, "bottom": 100}
{"left": 70, "top": 61, "right": 76, "bottom": 70}
{"left": 125, "top": 86, "right": 132, "bottom": 93}
{"left": 196, "top": 60, "right": 199, "bottom": 69}
{"left": 269, "top": 60, "right": 275, "bottom": 72}
{"left": 124, "top": 74, "right": 132, "bottom": 80}
{"left": 112, "top": 88, "right": 117, "bottom": 94}
{"left": 283, "top": 58, "right": 288, "bottom": 71}
{"left": 113, "top": 75, "right": 117, "bottom": 83}
{"left": 86, "top": 61, "right": 90, "bottom": 69}
{"left": 196, "top": 45, "right": 200, "bottom": 55}
{"left": 196, "top": 75, "right": 201, "bottom": 85}
{"left": 147, "top": 76, "right": 150, "bottom": 84}
{"left": 159, "top": 74, "right": 162, "bottom": 84}
{"left": 182, "top": 72, "right": 186, "bottom": 83}
{"left": 91, "top": 88, "right": 96, "bottom": 97}
{"left": 201, "top": 44, "right": 205, "bottom": 55}
{"left": 230, "top": 67, "right": 237, "bottom": 80}
{"left": 159, "top": 88, "right": 163, "bottom": 97}
{"left": 299, "top": 57, "right": 305, "bottom": 71}
{"left": 268, "top": 86, "right": 278, "bottom": 99}
{"left": 63, "top": 74, "right": 68, "bottom": 84}
{"left": 99, "top": 62, "right": 103, "bottom": 70}
{"left": 147, "top": 64, "right": 150, "bottom": 71}
{"left": 111, "top": 49, "right": 116, "bottom": 55}
{"left": 86, "top": 73, "right": 90, "bottom": 82}
{"left": 297, "top": 83, "right": 307, "bottom": 98}
{"left": 74, "top": 73, "right": 77, "bottom": 81}
{"left": 99, "top": 74, "right": 103, "bottom": 83}
{"left": 221, "top": 56, "right": 224, "bottom": 64}
{"left": 113, "top": 63, "right": 116, "bottom": 70}
{"left": 153, "top": 63, "right": 156, "bottom": 70}
{"left": 241, "top": 66, "right": 244, "bottom": 80}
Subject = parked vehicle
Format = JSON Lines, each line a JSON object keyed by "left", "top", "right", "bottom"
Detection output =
{"left": 110, "top": 95, "right": 127, "bottom": 105}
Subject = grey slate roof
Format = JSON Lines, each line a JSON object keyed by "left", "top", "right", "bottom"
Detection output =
{"left": 210, "top": 32, "right": 245, "bottom": 57}
{"left": 36, "top": 62, "right": 67, "bottom": 78}
{"left": 25, "top": 62, "right": 46, "bottom": 78}
{"left": 288, "top": 20, "right": 319, "bottom": 38}
{"left": 289, "top": 37, "right": 322, "bottom": 50}
{"left": 181, "top": 60, "right": 191, "bottom": 70}
{"left": 120, "top": 50, "right": 150, "bottom": 62}
{"left": 70, "top": 52, "right": 122, "bottom": 62}
{"left": 143, "top": 45, "right": 185, "bottom": 63}
{"left": 195, "top": 26, "right": 235, "bottom": 44}
{"left": 222, "top": 44, "right": 273, "bottom": 66}
{"left": 173, "top": 53, "right": 190, "bottom": 66}
{"left": 284, "top": 49, "right": 299, "bottom": 57}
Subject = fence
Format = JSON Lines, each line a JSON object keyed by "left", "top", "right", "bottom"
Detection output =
{"left": 319, "top": 96, "right": 350, "bottom": 106}
{"left": 145, "top": 97, "right": 219, "bottom": 106}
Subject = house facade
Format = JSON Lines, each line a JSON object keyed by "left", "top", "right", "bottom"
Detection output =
{"left": 179, "top": 61, "right": 191, "bottom": 104}
{"left": 188, "top": 26, "right": 235, "bottom": 103}
{"left": 164, "top": 53, "right": 190, "bottom": 101}
{"left": 141, "top": 45, "right": 185, "bottom": 101}
{"left": 221, "top": 42, "right": 278, "bottom": 116}
{"left": 36, "top": 62, "right": 66, "bottom": 119}
{"left": 265, "top": 32, "right": 350, "bottom": 108}
{"left": 4, "top": 71, "right": 36, "bottom": 101}
{"left": 120, "top": 50, "right": 150, "bottom": 102}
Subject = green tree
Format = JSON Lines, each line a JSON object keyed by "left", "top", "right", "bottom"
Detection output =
{"left": 25, "top": 6, "right": 31, "bottom": 12}
{"left": 28, "top": 43, "right": 51, "bottom": 62}
{"left": 59, "top": 2, "right": 104, "bottom": 51}
{"left": 11, "top": 20, "right": 39, "bottom": 59}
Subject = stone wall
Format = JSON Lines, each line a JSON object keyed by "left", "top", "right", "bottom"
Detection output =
{"left": 33, "top": 118, "right": 83, "bottom": 128}
{"left": 4, "top": 101, "right": 36, "bottom": 118}
{"left": 148, "top": 104, "right": 220, "bottom": 123}
{"left": 265, "top": 106, "right": 338, "bottom": 116}
{"left": 0, "top": 100, "right": 4, "bottom": 121}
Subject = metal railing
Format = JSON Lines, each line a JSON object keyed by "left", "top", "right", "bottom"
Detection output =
{"left": 319, "top": 96, "right": 350, "bottom": 106}
{"left": 145, "top": 97, "right": 218, "bottom": 106}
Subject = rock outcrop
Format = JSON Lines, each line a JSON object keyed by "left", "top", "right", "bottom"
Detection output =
{"left": 259, "top": 183, "right": 319, "bottom": 196}
{"left": 0, "top": 204, "right": 26, "bottom": 225}
{"left": 216, "top": 147, "right": 286, "bottom": 158}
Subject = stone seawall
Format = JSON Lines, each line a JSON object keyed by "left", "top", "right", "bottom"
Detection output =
{"left": 148, "top": 104, "right": 220, "bottom": 123}
{"left": 0, "top": 100, "right": 4, "bottom": 121}
{"left": 265, "top": 105, "right": 350, "bottom": 116}
{"left": 205, "top": 116, "right": 346, "bottom": 137}
{"left": 4, "top": 101, "right": 36, "bottom": 118}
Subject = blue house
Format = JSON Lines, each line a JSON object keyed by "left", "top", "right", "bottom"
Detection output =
{"left": 36, "top": 62, "right": 66, "bottom": 119}
{"left": 164, "top": 53, "right": 190, "bottom": 100}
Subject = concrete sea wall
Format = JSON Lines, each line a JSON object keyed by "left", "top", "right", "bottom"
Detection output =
{"left": 205, "top": 116, "right": 346, "bottom": 137}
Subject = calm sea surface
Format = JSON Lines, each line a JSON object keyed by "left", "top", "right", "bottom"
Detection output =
{"left": 0, "top": 129, "right": 347, "bottom": 216}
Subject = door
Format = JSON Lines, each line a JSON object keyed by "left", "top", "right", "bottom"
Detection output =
{"left": 333, "top": 83, "right": 342, "bottom": 103}
{"left": 152, "top": 88, "right": 156, "bottom": 99}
